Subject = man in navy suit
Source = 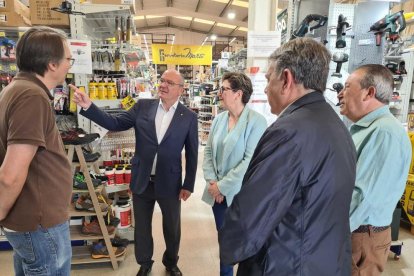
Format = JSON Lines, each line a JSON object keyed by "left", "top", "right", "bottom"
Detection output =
{"left": 73, "top": 69, "right": 198, "bottom": 276}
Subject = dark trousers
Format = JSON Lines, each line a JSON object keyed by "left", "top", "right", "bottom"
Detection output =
{"left": 133, "top": 181, "right": 181, "bottom": 269}
{"left": 213, "top": 199, "right": 233, "bottom": 276}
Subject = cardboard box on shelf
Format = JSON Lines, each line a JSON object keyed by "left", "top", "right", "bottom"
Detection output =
{"left": 0, "top": 11, "right": 31, "bottom": 27}
{"left": 30, "top": 0, "right": 69, "bottom": 27}
{"left": 0, "top": 0, "right": 29, "bottom": 19}
{"left": 90, "top": 0, "right": 136, "bottom": 14}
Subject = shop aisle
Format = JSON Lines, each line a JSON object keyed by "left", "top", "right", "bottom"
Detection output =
{"left": 1, "top": 148, "right": 414, "bottom": 275}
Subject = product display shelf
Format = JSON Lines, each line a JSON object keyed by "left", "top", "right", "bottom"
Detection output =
{"left": 104, "top": 184, "right": 130, "bottom": 194}
{"left": 71, "top": 245, "right": 127, "bottom": 265}
{"left": 70, "top": 225, "right": 115, "bottom": 241}
{"left": 67, "top": 144, "right": 121, "bottom": 270}
{"left": 69, "top": 203, "right": 108, "bottom": 217}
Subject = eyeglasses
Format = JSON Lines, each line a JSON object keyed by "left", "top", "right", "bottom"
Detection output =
{"left": 66, "top": 58, "right": 75, "bottom": 66}
{"left": 158, "top": 78, "right": 183, "bottom": 87}
{"left": 219, "top": 86, "right": 236, "bottom": 93}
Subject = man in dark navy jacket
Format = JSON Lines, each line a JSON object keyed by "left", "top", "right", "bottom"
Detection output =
{"left": 219, "top": 38, "right": 356, "bottom": 275}
{"left": 73, "top": 69, "right": 198, "bottom": 276}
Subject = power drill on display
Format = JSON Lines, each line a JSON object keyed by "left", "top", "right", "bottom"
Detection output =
{"left": 332, "top": 83, "right": 344, "bottom": 106}
{"left": 291, "top": 14, "right": 328, "bottom": 40}
{"left": 336, "top": 14, "right": 350, "bottom": 48}
{"left": 331, "top": 52, "right": 349, "bottom": 78}
{"left": 369, "top": 10, "right": 406, "bottom": 46}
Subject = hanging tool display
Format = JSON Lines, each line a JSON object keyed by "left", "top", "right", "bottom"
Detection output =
{"left": 369, "top": 10, "right": 406, "bottom": 46}
{"left": 331, "top": 52, "right": 349, "bottom": 78}
{"left": 336, "top": 14, "right": 350, "bottom": 48}
{"left": 291, "top": 14, "right": 328, "bottom": 40}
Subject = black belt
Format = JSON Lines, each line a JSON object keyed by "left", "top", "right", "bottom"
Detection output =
{"left": 353, "top": 225, "right": 389, "bottom": 234}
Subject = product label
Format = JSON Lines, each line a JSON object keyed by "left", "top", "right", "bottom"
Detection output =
{"left": 0, "top": 14, "right": 6, "bottom": 22}
{"left": 122, "top": 0, "right": 133, "bottom": 4}
{"left": 120, "top": 208, "right": 131, "bottom": 227}
{"left": 0, "top": 1, "right": 5, "bottom": 8}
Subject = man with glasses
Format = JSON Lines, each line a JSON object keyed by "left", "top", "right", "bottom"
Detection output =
{"left": 0, "top": 26, "right": 74, "bottom": 275}
{"left": 74, "top": 69, "right": 198, "bottom": 276}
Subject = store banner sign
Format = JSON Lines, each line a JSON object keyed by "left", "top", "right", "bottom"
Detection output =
{"left": 152, "top": 44, "right": 212, "bottom": 65}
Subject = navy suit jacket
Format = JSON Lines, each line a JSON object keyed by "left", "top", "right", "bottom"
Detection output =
{"left": 80, "top": 99, "right": 198, "bottom": 197}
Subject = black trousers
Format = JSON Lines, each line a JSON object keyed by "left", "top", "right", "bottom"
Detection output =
{"left": 133, "top": 181, "right": 181, "bottom": 269}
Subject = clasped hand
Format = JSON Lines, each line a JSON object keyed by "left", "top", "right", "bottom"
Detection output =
{"left": 208, "top": 181, "right": 224, "bottom": 204}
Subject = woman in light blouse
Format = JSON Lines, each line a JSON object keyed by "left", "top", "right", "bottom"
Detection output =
{"left": 202, "top": 72, "right": 267, "bottom": 276}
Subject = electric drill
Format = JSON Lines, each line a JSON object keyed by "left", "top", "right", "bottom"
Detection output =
{"left": 331, "top": 52, "right": 349, "bottom": 78}
{"left": 332, "top": 83, "right": 344, "bottom": 106}
{"left": 369, "top": 10, "right": 406, "bottom": 46}
{"left": 291, "top": 14, "right": 328, "bottom": 40}
{"left": 336, "top": 14, "right": 350, "bottom": 48}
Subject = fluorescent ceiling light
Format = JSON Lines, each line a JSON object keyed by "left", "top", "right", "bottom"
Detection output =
{"left": 227, "top": 12, "right": 236, "bottom": 20}
{"left": 194, "top": 18, "right": 215, "bottom": 25}
{"left": 134, "top": 15, "right": 165, "bottom": 20}
{"left": 239, "top": 27, "right": 248, "bottom": 32}
{"left": 217, "top": 23, "right": 236, "bottom": 29}
{"left": 210, "top": 34, "right": 217, "bottom": 40}
{"left": 176, "top": 16, "right": 192, "bottom": 21}
{"left": 229, "top": 37, "right": 236, "bottom": 44}
{"left": 211, "top": 0, "right": 248, "bottom": 8}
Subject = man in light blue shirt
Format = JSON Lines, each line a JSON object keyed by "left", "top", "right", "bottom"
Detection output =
{"left": 338, "top": 64, "right": 411, "bottom": 275}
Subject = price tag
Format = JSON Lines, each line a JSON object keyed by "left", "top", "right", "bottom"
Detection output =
{"left": 9, "top": 64, "right": 16, "bottom": 71}
{"left": 121, "top": 95, "right": 136, "bottom": 110}
{"left": 0, "top": 32, "right": 5, "bottom": 37}
{"left": 18, "top": 32, "right": 25, "bottom": 37}
{"left": 0, "top": 65, "right": 3, "bottom": 70}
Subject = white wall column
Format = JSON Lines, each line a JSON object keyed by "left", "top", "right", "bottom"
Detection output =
{"left": 246, "top": 0, "right": 278, "bottom": 70}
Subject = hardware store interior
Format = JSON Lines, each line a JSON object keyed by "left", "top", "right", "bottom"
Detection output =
{"left": 2, "top": 0, "right": 414, "bottom": 275}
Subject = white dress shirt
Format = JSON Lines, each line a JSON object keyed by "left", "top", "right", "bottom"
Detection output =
{"left": 151, "top": 99, "right": 179, "bottom": 175}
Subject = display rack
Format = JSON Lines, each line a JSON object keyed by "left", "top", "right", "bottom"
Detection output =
{"left": 67, "top": 144, "right": 125, "bottom": 269}
{"left": 386, "top": 51, "right": 414, "bottom": 123}
{"left": 198, "top": 95, "right": 216, "bottom": 145}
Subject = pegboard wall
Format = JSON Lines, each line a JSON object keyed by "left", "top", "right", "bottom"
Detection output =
{"left": 348, "top": 1, "right": 389, "bottom": 72}
{"left": 326, "top": 2, "right": 356, "bottom": 75}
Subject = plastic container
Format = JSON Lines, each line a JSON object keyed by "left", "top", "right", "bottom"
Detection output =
{"left": 124, "top": 165, "right": 131, "bottom": 184}
{"left": 114, "top": 202, "right": 131, "bottom": 229}
{"left": 105, "top": 167, "right": 115, "bottom": 185}
{"left": 99, "top": 165, "right": 105, "bottom": 175}
{"left": 115, "top": 167, "right": 125, "bottom": 185}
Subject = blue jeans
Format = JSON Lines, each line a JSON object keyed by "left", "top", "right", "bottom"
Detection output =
{"left": 3, "top": 221, "right": 71, "bottom": 276}
{"left": 213, "top": 199, "right": 233, "bottom": 276}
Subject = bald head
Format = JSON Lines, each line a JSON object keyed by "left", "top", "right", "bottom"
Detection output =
{"left": 163, "top": 69, "right": 184, "bottom": 86}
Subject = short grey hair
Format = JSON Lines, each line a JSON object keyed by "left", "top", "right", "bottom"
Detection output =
{"left": 268, "top": 38, "right": 331, "bottom": 92}
{"left": 356, "top": 64, "right": 393, "bottom": 104}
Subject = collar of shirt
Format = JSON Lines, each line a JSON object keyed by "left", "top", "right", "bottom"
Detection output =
{"left": 159, "top": 99, "right": 179, "bottom": 112}
{"left": 352, "top": 105, "right": 390, "bottom": 129}
{"left": 14, "top": 72, "right": 54, "bottom": 100}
